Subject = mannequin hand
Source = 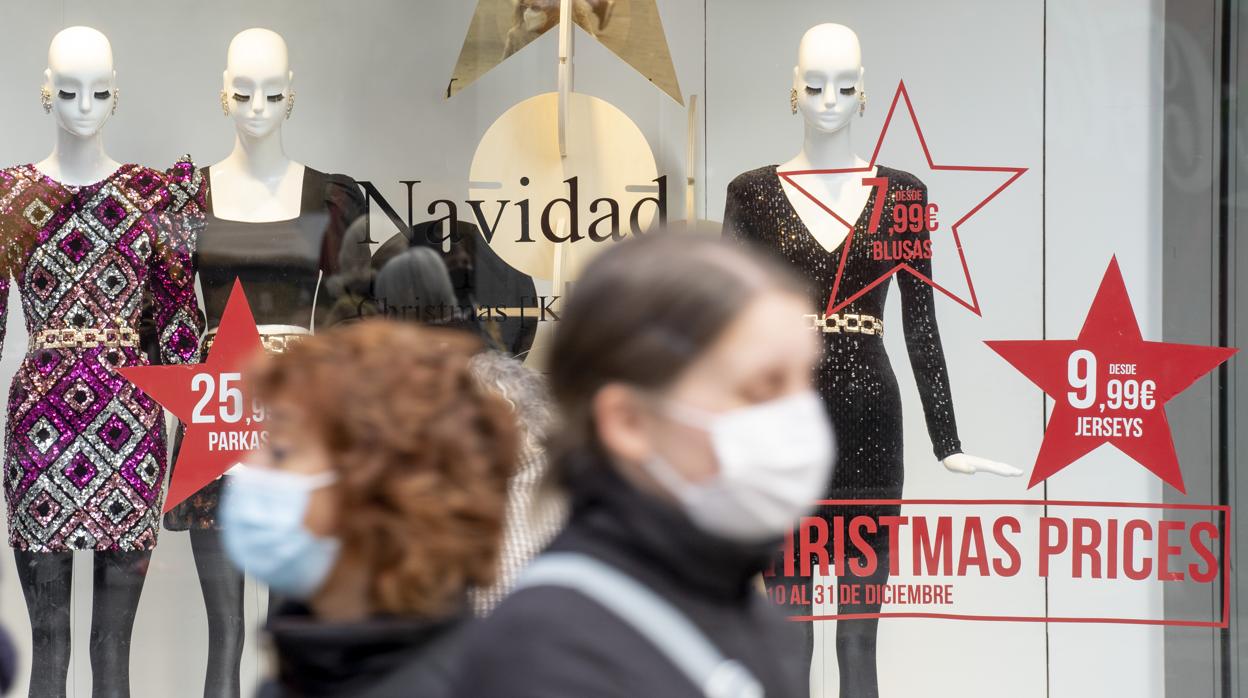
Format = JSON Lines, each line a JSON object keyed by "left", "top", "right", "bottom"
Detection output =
{"left": 942, "top": 453, "right": 1023, "bottom": 477}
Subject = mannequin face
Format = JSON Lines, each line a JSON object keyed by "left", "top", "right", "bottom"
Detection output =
{"left": 792, "top": 23, "right": 864, "bottom": 135}
{"left": 223, "top": 28, "right": 293, "bottom": 140}
{"left": 45, "top": 27, "right": 116, "bottom": 138}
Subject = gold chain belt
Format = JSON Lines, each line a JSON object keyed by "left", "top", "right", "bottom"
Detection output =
{"left": 29, "top": 326, "right": 140, "bottom": 351}
{"left": 804, "top": 312, "right": 884, "bottom": 337}
{"left": 202, "top": 331, "right": 307, "bottom": 356}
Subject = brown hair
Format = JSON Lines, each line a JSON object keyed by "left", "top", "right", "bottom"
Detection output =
{"left": 250, "top": 319, "right": 518, "bottom": 617}
{"left": 546, "top": 231, "right": 807, "bottom": 476}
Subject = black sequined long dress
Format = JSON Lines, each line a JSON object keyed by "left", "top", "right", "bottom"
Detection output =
{"left": 724, "top": 165, "right": 962, "bottom": 696}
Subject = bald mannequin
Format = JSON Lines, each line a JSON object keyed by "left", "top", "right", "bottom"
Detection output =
{"left": 35, "top": 26, "right": 122, "bottom": 186}
{"left": 180, "top": 28, "right": 308, "bottom": 698}
{"left": 777, "top": 24, "right": 1019, "bottom": 479}
{"left": 15, "top": 25, "right": 157, "bottom": 698}
{"left": 756, "top": 23, "right": 1025, "bottom": 698}
{"left": 777, "top": 23, "right": 871, "bottom": 255}
{"left": 211, "top": 27, "right": 305, "bottom": 222}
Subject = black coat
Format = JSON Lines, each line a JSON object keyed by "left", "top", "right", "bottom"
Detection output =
{"left": 259, "top": 602, "right": 468, "bottom": 698}
{"left": 453, "top": 458, "right": 809, "bottom": 697}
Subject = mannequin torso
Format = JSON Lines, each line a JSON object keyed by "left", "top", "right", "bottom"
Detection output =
{"left": 208, "top": 157, "right": 306, "bottom": 222}
{"left": 776, "top": 152, "right": 875, "bottom": 254}
{"left": 34, "top": 145, "right": 122, "bottom": 187}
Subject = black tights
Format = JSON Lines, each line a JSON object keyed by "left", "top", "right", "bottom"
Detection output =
{"left": 189, "top": 528, "right": 245, "bottom": 698}
{"left": 767, "top": 538, "right": 892, "bottom": 698}
{"left": 13, "top": 549, "right": 151, "bottom": 698}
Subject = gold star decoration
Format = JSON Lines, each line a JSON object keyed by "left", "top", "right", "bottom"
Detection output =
{"left": 448, "top": 0, "right": 683, "bottom": 104}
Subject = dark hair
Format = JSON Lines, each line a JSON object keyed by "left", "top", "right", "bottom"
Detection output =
{"left": 546, "top": 231, "right": 807, "bottom": 476}
{"left": 375, "top": 247, "right": 463, "bottom": 324}
{"left": 250, "top": 319, "right": 518, "bottom": 616}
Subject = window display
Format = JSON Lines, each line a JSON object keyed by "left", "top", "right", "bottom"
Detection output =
{"left": 0, "top": 2, "right": 1237, "bottom": 697}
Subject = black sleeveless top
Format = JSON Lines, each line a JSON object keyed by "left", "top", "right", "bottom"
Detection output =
{"left": 197, "top": 166, "right": 367, "bottom": 332}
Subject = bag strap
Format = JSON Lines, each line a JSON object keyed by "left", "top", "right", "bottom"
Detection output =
{"left": 515, "top": 552, "right": 764, "bottom": 698}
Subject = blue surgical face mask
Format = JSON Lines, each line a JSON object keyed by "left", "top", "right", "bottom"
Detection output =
{"left": 220, "top": 466, "right": 340, "bottom": 599}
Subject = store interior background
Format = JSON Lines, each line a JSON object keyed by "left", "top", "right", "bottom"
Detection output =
{"left": 0, "top": 1, "right": 1175, "bottom": 696}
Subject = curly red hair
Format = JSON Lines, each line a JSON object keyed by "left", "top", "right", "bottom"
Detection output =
{"left": 250, "top": 319, "right": 518, "bottom": 617}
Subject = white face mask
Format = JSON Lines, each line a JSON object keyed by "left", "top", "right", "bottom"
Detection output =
{"left": 641, "top": 389, "right": 835, "bottom": 542}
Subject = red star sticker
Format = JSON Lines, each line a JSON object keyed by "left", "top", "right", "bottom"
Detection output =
{"left": 120, "top": 280, "right": 265, "bottom": 512}
{"left": 779, "top": 80, "right": 1026, "bottom": 316}
{"left": 986, "top": 258, "right": 1236, "bottom": 493}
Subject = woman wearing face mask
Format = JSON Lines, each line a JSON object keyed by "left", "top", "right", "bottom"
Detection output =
{"left": 220, "top": 320, "right": 517, "bottom": 698}
{"left": 454, "top": 232, "right": 831, "bottom": 697}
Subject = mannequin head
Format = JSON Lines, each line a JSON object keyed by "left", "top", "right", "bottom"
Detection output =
{"left": 223, "top": 28, "right": 293, "bottom": 139}
{"left": 791, "top": 23, "right": 864, "bottom": 135}
{"left": 44, "top": 26, "right": 116, "bottom": 138}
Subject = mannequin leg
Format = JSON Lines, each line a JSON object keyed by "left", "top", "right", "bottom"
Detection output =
{"left": 763, "top": 544, "right": 814, "bottom": 666}
{"left": 189, "top": 528, "right": 245, "bottom": 698}
{"left": 88, "top": 550, "right": 150, "bottom": 698}
{"left": 13, "top": 550, "right": 73, "bottom": 698}
{"left": 835, "top": 543, "right": 892, "bottom": 698}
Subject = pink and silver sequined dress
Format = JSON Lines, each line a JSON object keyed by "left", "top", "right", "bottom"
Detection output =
{"left": 0, "top": 158, "right": 205, "bottom": 552}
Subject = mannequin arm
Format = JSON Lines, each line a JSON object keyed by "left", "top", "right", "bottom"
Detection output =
{"left": 150, "top": 157, "right": 207, "bottom": 365}
{"left": 897, "top": 179, "right": 962, "bottom": 459}
{"left": 0, "top": 171, "right": 39, "bottom": 360}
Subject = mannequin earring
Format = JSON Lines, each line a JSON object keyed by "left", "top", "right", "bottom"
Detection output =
{"left": 219, "top": 90, "right": 230, "bottom": 116}
{"left": 40, "top": 86, "right": 51, "bottom": 114}
{"left": 858, "top": 89, "right": 867, "bottom": 117}
{"left": 111, "top": 87, "right": 118, "bottom": 116}
{"left": 285, "top": 91, "right": 295, "bottom": 120}
{"left": 790, "top": 88, "right": 798, "bottom": 115}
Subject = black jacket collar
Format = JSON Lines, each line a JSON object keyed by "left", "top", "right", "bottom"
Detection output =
{"left": 555, "top": 453, "right": 778, "bottom": 604}
{"left": 266, "top": 602, "right": 466, "bottom": 696}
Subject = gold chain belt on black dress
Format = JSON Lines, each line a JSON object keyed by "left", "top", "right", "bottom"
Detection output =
{"left": 804, "top": 312, "right": 884, "bottom": 337}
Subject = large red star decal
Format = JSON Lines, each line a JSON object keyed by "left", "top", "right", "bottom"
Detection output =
{"left": 120, "top": 280, "right": 266, "bottom": 512}
{"left": 780, "top": 80, "right": 1026, "bottom": 316}
{"left": 986, "top": 258, "right": 1236, "bottom": 493}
